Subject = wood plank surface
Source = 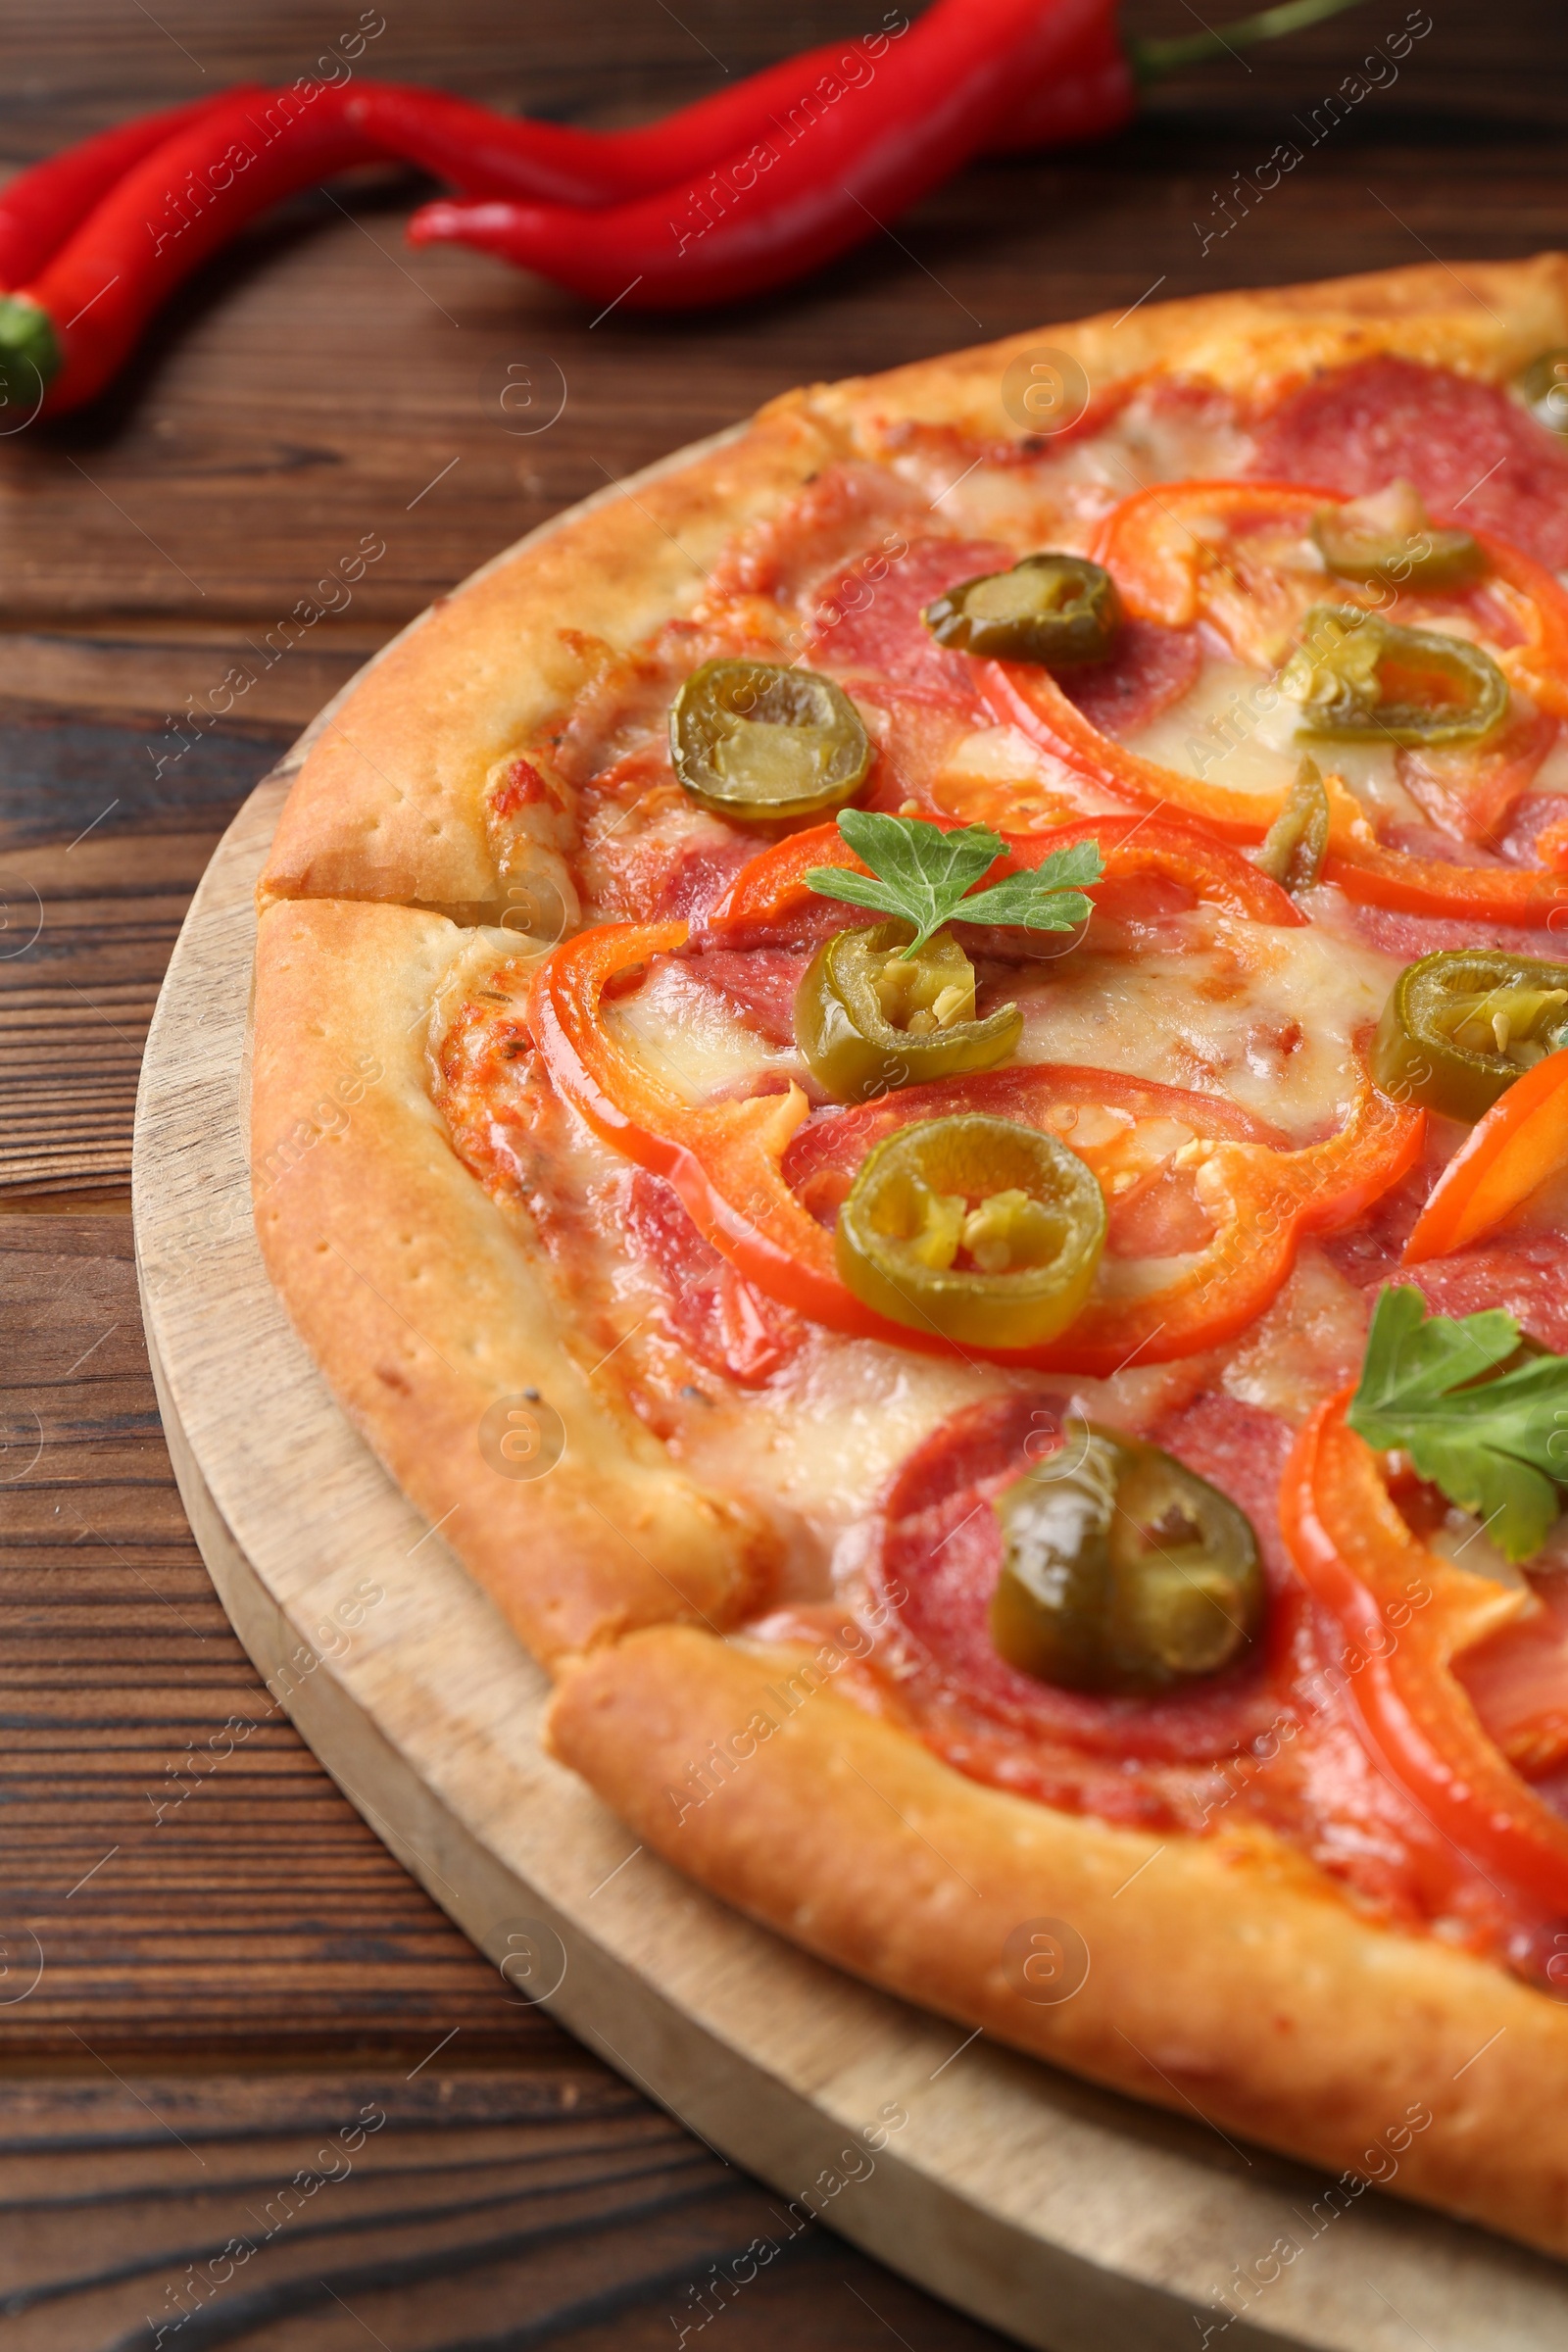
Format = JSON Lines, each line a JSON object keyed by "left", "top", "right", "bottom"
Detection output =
{"left": 3, "top": 0, "right": 1568, "bottom": 2341}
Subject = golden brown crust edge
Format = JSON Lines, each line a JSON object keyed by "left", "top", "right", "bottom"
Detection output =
{"left": 250, "top": 896, "right": 768, "bottom": 1662}
{"left": 258, "top": 255, "right": 1568, "bottom": 917}
{"left": 257, "top": 400, "right": 847, "bottom": 914}
{"left": 804, "top": 251, "right": 1568, "bottom": 441}
{"left": 547, "top": 1623, "right": 1568, "bottom": 2260}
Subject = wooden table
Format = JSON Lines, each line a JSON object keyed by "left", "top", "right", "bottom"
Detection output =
{"left": 3, "top": 2, "right": 1566, "bottom": 2340}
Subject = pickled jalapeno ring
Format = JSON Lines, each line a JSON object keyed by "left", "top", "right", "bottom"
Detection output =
{"left": 1280, "top": 606, "right": 1509, "bottom": 747}
{"left": 923, "top": 552, "right": 1122, "bottom": 668}
{"left": 794, "top": 921, "right": 1022, "bottom": 1104}
{"left": 1373, "top": 947, "right": 1568, "bottom": 1121}
{"left": 835, "top": 1113, "right": 1105, "bottom": 1348}
{"left": 1250, "top": 758, "right": 1330, "bottom": 895}
{"left": 1310, "top": 479, "right": 1483, "bottom": 590}
{"left": 1520, "top": 348, "right": 1568, "bottom": 435}
{"left": 989, "top": 1425, "right": 1264, "bottom": 1695}
{"left": 670, "top": 658, "right": 872, "bottom": 824}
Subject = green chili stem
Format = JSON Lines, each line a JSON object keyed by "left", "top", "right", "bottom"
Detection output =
{"left": 1131, "top": 0, "right": 1369, "bottom": 84}
{"left": 0, "top": 296, "right": 59, "bottom": 409}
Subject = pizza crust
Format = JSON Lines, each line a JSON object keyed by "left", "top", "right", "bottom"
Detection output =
{"left": 547, "top": 1623, "right": 1568, "bottom": 2260}
{"left": 805, "top": 253, "right": 1568, "bottom": 445}
{"left": 258, "top": 402, "right": 846, "bottom": 916}
{"left": 251, "top": 896, "right": 767, "bottom": 1660}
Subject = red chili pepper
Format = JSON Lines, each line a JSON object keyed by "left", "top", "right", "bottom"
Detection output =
{"left": 0, "top": 83, "right": 376, "bottom": 416}
{"left": 0, "top": 0, "right": 1371, "bottom": 406}
{"left": 0, "top": 92, "right": 258, "bottom": 287}
{"left": 350, "top": 0, "right": 1362, "bottom": 214}
{"left": 345, "top": 45, "right": 945, "bottom": 209}
{"left": 404, "top": 0, "right": 1118, "bottom": 311}
{"left": 986, "top": 8, "right": 1134, "bottom": 153}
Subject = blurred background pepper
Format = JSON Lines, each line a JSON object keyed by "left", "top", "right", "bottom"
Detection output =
{"left": 0, "top": 0, "right": 1368, "bottom": 412}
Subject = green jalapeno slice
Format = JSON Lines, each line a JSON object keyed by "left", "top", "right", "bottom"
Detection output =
{"left": 836, "top": 1113, "right": 1104, "bottom": 1348}
{"left": 794, "top": 921, "right": 1022, "bottom": 1104}
{"left": 1279, "top": 606, "right": 1508, "bottom": 747}
{"left": 1519, "top": 348, "right": 1568, "bottom": 434}
{"left": 1250, "top": 758, "right": 1330, "bottom": 894}
{"left": 670, "top": 658, "right": 872, "bottom": 824}
{"left": 923, "top": 552, "right": 1122, "bottom": 668}
{"left": 1310, "top": 479, "right": 1483, "bottom": 590}
{"left": 1372, "top": 948, "right": 1568, "bottom": 1121}
{"left": 989, "top": 1425, "right": 1264, "bottom": 1695}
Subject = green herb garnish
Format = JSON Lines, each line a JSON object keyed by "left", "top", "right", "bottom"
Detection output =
{"left": 1348, "top": 1285, "right": 1568, "bottom": 1562}
{"left": 806, "top": 811, "right": 1102, "bottom": 960}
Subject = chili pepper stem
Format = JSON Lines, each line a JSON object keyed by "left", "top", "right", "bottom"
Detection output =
{"left": 0, "top": 295, "right": 60, "bottom": 408}
{"left": 1131, "top": 0, "right": 1368, "bottom": 83}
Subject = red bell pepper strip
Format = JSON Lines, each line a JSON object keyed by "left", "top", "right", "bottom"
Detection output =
{"left": 982, "top": 480, "right": 1568, "bottom": 925}
{"left": 703, "top": 811, "right": 1304, "bottom": 942}
{"left": 0, "top": 93, "right": 256, "bottom": 289}
{"left": 0, "top": 84, "right": 377, "bottom": 416}
{"left": 530, "top": 916, "right": 1423, "bottom": 1374}
{"left": 1281, "top": 1394, "right": 1568, "bottom": 1917}
{"left": 405, "top": 0, "right": 1115, "bottom": 312}
{"left": 1097, "top": 476, "right": 1568, "bottom": 722}
{"left": 1403, "top": 1051, "right": 1568, "bottom": 1264}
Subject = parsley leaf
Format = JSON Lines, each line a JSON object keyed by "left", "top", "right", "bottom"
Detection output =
{"left": 806, "top": 811, "right": 1102, "bottom": 958}
{"left": 1347, "top": 1285, "right": 1568, "bottom": 1561}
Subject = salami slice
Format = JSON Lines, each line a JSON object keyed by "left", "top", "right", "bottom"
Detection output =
{"left": 806, "top": 534, "right": 1011, "bottom": 691}
{"left": 872, "top": 1394, "right": 1290, "bottom": 1764}
{"left": 1250, "top": 356, "right": 1568, "bottom": 571}
{"left": 1057, "top": 620, "right": 1203, "bottom": 738}
{"left": 624, "top": 1168, "right": 802, "bottom": 1385}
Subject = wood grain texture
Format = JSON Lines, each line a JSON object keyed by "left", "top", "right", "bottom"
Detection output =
{"left": 0, "top": 2067, "right": 1014, "bottom": 2352}
{"left": 4, "top": 0, "right": 1568, "bottom": 2340}
{"left": 0, "top": 708, "right": 291, "bottom": 1194}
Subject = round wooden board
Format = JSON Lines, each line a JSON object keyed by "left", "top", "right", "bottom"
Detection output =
{"left": 132, "top": 563, "right": 1568, "bottom": 2352}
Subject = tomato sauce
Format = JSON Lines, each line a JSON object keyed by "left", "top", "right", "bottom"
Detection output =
{"left": 1056, "top": 620, "right": 1203, "bottom": 738}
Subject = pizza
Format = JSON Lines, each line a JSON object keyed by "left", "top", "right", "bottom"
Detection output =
{"left": 252, "top": 256, "right": 1568, "bottom": 2257}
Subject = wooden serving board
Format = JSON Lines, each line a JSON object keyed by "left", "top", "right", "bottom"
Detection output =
{"left": 132, "top": 492, "right": 1568, "bottom": 2352}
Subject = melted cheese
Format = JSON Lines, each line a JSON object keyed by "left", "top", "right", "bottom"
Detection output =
{"left": 1007, "top": 910, "right": 1398, "bottom": 1140}
{"left": 673, "top": 1334, "right": 1228, "bottom": 1603}
{"left": 675, "top": 1337, "right": 1015, "bottom": 1601}
{"left": 607, "top": 958, "right": 804, "bottom": 1103}
{"left": 1123, "top": 656, "right": 1413, "bottom": 822}
{"left": 450, "top": 412, "right": 1565, "bottom": 1635}
{"left": 1219, "top": 1247, "right": 1370, "bottom": 1424}
{"left": 881, "top": 388, "right": 1250, "bottom": 554}
{"left": 930, "top": 724, "right": 1130, "bottom": 827}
